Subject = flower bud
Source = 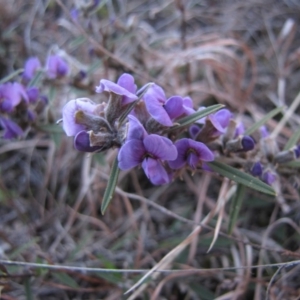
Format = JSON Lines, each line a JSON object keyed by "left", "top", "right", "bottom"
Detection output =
{"left": 274, "top": 149, "right": 297, "bottom": 164}
{"left": 260, "top": 137, "right": 279, "bottom": 161}
{"left": 250, "top": 162, "right": 263, "bottom": 176}
{"left": 225, "top": 135, "right": 255, "bottom": 152}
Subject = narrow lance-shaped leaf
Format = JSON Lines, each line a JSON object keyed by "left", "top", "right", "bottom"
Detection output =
{"left": 244, "top": 106, "right": 284, "bottom": 135}
{"left": 284, "top": 129, "right": 300, "bottom": 150}
{"left": 208, "top": 161, "right": 276, "bottom": 196}
{"left": 28, "top": 70, "right": 43, "bottom": 88}
{"left": 101, "top": 156, "right": 120, "bottom": 215}
{"left": 169, "top": 104, "right": 225, "bottom": 131}
{"left": 0, "top": 69, "right": 24, "bottom": 84}
{"left": 227, "top": 184, "right": 246, "bottom": 235}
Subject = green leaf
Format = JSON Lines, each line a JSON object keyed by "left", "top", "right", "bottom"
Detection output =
{"left": 208, "top": 161, "right": 276, "bottom": 196}
{"left": 284, "top": 129, "right": 300, "bottom": 150}
{"left": 28, "top": 70, "right": 43, "bottom": 88}
{"left": 0, "top": 69, "right": 24, "bottom": 84}
{"left": 37, "top": 124, "right": 64, "bottom": 133}
{"left": 53, "top": 272, "right": 79, "bottom": 289}
{"left": 244, "top": 106, "right": 284, "bottom": 135}
{"left": 69, "top": 35, "right": 86, "bottom": 49}
{"left": 227, "top": 184, "right": 246, "bottom": 235}
{"left": 169, "top": 104, "right": 225, "bottom": 131}
{"left": 9, "top": 238, "right": 39, "bottom": 259}
{"left": 282, "top": 160, "right": 300, "bottom": 168}
{"left": 48, "top": 85, "right": 56, "bottom": 102}
{"left": 24, "top": 278, "right": 33, "bottom": 300}
{"left": 101, "top": 156, "right": 120, "bottom": 214}
{"left": 87, "top": 59, "right": 102, "bottom": 75}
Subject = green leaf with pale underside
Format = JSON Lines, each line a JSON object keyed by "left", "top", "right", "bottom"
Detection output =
{"left": 208, "top": 161, "right": 276, "bottom": 196}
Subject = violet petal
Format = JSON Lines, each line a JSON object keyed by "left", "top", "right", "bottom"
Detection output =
{"left": 0, "top": 117, "right": 23, "bottom": 139}
{"left": 143, "top": 134, "right": 177, "bottom": 161}
{"left": 241, "top": 136, "right": 255, "bottom": 151}
{"left": 74, "top": 131, "right": 102, "bottom": 152}
{"left": 26, "top": 87, "right": 40, "bottom": 103}
{"left": 188, "top": 139, "right": 215, "bottom": 161}
{"left": 187, "top": 152, "right": 199, "bottom": 169}
{"left": 23, "top": 57, "right": 41, "bottom": 82}
{"left": 164, "top": 96, "right": 185, "bottom": 120}
{"left": 251, "top": 162, "right": 263, "bottom": 177}
{"left": 46, "top": 55, "right": 69, "bottom": 79}
{"left": 168, "top": 139, "right": 190, "bottom": 169}
{"left": 62, "top": 98, "right": 97, "bottom": 136}
{"left": 126, "top": 115, "right": 148, "bottom": 141}
{"left": 96, "top": 79, "right": 138, "bottom": 105}
{"left": 118, "top": 139, "right": 146, "bottom": 170}
{"left": 117, "top": 73, "right": 137, "bottom": 94}
{"left": 189, "top": 124, "right": 200, "bottom": 139}
{"left": 142, "top": 157, "right": 170, "bottom": 185}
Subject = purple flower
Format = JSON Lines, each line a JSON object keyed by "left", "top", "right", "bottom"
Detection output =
{"left": 62, "top": 98, "right": 97, "bottom": 136}
{"left": 260, "top": 126, "right": 269, "bottom": 138}
{"left": 294, "top": 145, "right": 300, "bottom": 158}
{"left": 250, "top": 162, "right": 263, "bottom": 177}
{"left": 208, "top": 109, "right": 232, "bottom": 135}
{"left": 235, "top": 122, "right": 245, "bottom": 137}
{"left": 189, "top": 124, "right": 201, "bottom": 139}
{"left": 74, "top": 130, "right": 102, "bottom": 152}
{"left": 142, "top": 84, "right": 173, "bottom": 126}
{"left": 96, "top": 73, "right": 138, "bottom": 105}
{"left": 0, "top": 82, "right": 28, "bottom": 113}
{"left": 197, "top": 108, "right": 232, "bottom": 142}
{"left": 23, "top": 57, "right": 41, "bottom": 82}
{"left": 70, "top": 8, "right": 79, "bottom": 21}
{"left": 164, "top": 96, "right": 195, "bottom": 120}
{"left": 118, "top": 116, "right": 177, "bottom": 185}
{"left": 46, "top": 55, "right": 69, "bottom": 79}
{"left": 26, "top": 87, "right": 40, "bottom": 103}
{"left": 241, "top": 136, "right": 255, "bottom": 151}
{"left": 168, "top": 138, "right": 214, "bottom": 170}
{"left": 0, "top": 117, "right": 23, "bottom": 139}
{"left": 261, "top": 171, "right": 276, "bottom": 185}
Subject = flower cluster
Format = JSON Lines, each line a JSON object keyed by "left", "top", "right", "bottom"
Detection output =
{"left": 61, "top": 73, "right": 257, "bottom": 185}
{"left": 0, "top": 54, "right": 68, "bottom": 139}
{"left": 249, "top": 126, "right": 300, "bottom": 185}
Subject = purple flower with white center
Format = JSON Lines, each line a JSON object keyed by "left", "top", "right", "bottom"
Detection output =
{"left": 142, "top": 84, "right": 173, "bottom": 126}
{"left": 168, "top": 138, "right": 214, "bottom": 170}
{"left": 118, "top": 116, "right": 177, "bottom": 185}
{"left": 62, "top": 98, "right": 97, "bottom": 136}
{"left": 46, "top": 55, "right": 69, "bottom": 79}
{"left": 0, "top": 117, "right": 23, "bottom": 139}
{"left": 164, "top": 96, "right": 195, "bottom": 120}
{"left": 23, "top": 57, "right": 41, "bottom": 82}
{"left": 0, "top": 82, "right": 28, "bottom": 113}
{"left": 96, "top": 73, "right": 138, "bottom": 105}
